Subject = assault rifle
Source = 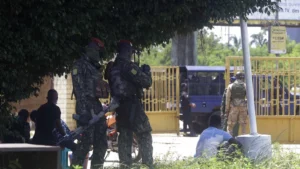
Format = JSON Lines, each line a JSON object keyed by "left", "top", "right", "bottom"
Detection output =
{"left": 56, "top": 98, "right": 120, "bottom": 146}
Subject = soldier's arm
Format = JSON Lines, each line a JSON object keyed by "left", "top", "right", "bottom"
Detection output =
{"left": 220, "top": 88, "right": 227, "bottom": 115}
{"left": 225, "top": 85, "right": 232, "bottom": 114}
{"left": 72, "top": 64, "right": 89, "bottom": 113}
{"left": 55, "top": 107, "right": 66, "bottom": 136}
{"left": 123, "top": 62, "right": 152, "bottom": 89}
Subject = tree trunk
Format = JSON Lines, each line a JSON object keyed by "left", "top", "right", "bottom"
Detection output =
{"left": 171, "top": 31, "right": 197, "bottom": 66}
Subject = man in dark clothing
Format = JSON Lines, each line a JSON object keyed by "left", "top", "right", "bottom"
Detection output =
{"left": 106, "top": 40, "right": 153, "bottom": 168}
{"left": 30, "top": 110, "right": 38, "bottom": 123}
{"left": 31, "top": 89, "right": 66, "bottom": 145}
{"left": 181, "top": 91, "right": 196, "bottom": 136}
{"left": 30, "top": 109, "right": 73, "bottom": 149}
{"left": 272, "top": 76, "right": 283, "bottom": 115}
{"left": 3, "top": 111, "right": 30, "bottom": 143}
{"left": 17, "top": 109, "right": 30, "bottom": 143}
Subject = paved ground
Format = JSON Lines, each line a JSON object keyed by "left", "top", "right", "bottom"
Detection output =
{"left": 66, "top": 121, "right": 300, "bottom": 168}
{"left": 75, "top": 134, "right": 300, "bottom": 169}
{"left": 78, "top": 133, "right": 199, "bottom": 168}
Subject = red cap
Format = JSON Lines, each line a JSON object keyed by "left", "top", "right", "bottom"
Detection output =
{"left": 91, "top": 37, "right": 104, "bottom": 48}
{"left": 118, "top": 40, "right": 132, "bottom": 46}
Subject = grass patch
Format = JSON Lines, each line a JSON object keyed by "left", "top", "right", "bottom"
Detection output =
{"left": 74, "top": 143, "right": 300, "bottom": 169}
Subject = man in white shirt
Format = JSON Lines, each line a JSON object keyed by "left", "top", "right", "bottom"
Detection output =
{"left": 194, "top": 114, "right": 242, "bottom": 159}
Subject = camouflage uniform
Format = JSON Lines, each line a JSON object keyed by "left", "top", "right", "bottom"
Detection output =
{"left": 220, "top": 77, "right": 239, "bottom": 137}
{"left": 71, "top": 39, "right": 107, "bottom": 168}
{"left": 225, "top": 79, "right": 247, "bottom": 136}
{"left": 107, "top": 40, "right": 153, "bottom": 168}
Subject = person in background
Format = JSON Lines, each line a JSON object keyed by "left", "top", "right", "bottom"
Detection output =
{"left": 30, "top": 110, "right": 38, "bottom": 132}
{"left": 225, "top": 72, "right": 247, "bottom": 136}
{"left": 31, "top": 89, "right": 66, "bottom": 145}
{"left": 181, "top": 80, "right": 188, "bottom": 92}
{"left": 30, "top": 109, "right": 75, "bottom": 150}
{"left": 3, "top": 110, "right": 30, "bottom": 143}
{"left": 30, "top": 110, "right": 38, "bottom": 123}
{"left": 220, "top": 76, "right": 240, "bottom": 137}
{"left": 194, "top": 114, "right": 242, "bottom": 159}
{"left": 17, "top": 109, "right": 31, "bottom": 143}
{"left": 272, "top": 76, "right": 283, "bottom": 115}
{"left": 181, "top": 90, "right": 196, "bottom": 137}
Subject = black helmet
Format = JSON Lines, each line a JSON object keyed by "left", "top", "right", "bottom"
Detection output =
{"left": 116, "top": 40, "right": 133, "bottom": 61}
{"left": 235, "top": 72, "right": 244, "bottom": 80}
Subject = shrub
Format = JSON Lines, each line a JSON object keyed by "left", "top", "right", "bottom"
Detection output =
{"left": 99, "top": 143, "right": 300, "bottom": 169}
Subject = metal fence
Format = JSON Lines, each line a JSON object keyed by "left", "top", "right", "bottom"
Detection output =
{"left": 226, "top": 57, "right": 300, "bottom": 116}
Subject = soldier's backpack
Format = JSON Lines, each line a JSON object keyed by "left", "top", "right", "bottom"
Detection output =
{"left": 231, "top": 82, "right": 246, "bottom": 99}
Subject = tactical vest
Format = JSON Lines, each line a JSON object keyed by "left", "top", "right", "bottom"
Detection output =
{"left": 109, "top": 64, "right": 136, "bottom": 99}
{"left": 231, "top": 82, "right": 246, "bottom": 99}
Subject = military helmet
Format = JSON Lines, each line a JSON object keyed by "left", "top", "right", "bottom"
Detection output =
{"left": 116, "top": 40, "right": 133, "bottom": 61}
{"left": 235, "top": 72, "right": 244, "bottom": 79}
{"left": 84, "top": 37, "right": 105, "bottom": 63}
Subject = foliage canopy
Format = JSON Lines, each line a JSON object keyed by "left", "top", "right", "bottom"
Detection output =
{"left": 141, "top": 29, "right": 300, "bottom": 67}
{"left": 0, "top": 0, "right": 278, "bottom": 110}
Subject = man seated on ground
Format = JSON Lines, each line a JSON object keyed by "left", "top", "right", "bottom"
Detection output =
{"left": 31, "top": 89, "right": 66, "bottom": 146}
{"left": 2, "top": 110, "right": 30, "bottom": 143}
{"left": 193, "top": 114, "right": 242, "bottom": 159}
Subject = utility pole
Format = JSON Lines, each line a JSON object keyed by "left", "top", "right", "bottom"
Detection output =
{"left": 236, "top": 17, "right": 272, "bottom": 162}
{"left": 240, "top": 18, "right": 258, "bottom": 135}
{"left": 275, "top": 1, "right": 280, "bottom": 69}
{"left": 225, "top": 26, "right": 231, "bottom": 47}
{"left": 228, "top": 26, "right": 230, "bottom": 47}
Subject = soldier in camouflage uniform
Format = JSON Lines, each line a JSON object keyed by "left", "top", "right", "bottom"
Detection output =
{"left": 225, "top": 72, "right": 247, "bottom": 136}
{"left": 107, "top": 40, "right": 153, "bottom": 168}
{"left": 220, "top": 76, "right": 240, "bottom": 137}
{"left": 71, "top": 37, "right": 108, "bottom": 168}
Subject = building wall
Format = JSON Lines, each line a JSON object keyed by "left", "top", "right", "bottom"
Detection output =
{"left": 53, "top": 74, "right": 76, "bottom": 130}
{"left": 9, "top": 74, "right": 77, "bottom": 130}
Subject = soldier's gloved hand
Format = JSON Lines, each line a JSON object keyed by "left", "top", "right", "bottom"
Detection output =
{"left": 141, "top": 64, "right": 151, "bottom": 73}
{"left": 89, "top": 114, "right": 100, "bottom": 125}
{"left": 77, "top": 114, "right": 91, "bottom": 126}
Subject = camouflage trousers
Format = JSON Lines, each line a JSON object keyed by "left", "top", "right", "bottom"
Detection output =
{"left": 222, "top": 115, "right": 240, "bottom": 137}
{"left": 71, "top": 118, "right": 107, "bottom": 169}
{"left": 116, "top": 98, "right": 153, "bottom": 168}
{"left": 227, "top": 105, "right": 247, "bottom": 136}
{"left": 118, "top": 127, "right": 153, "bottom": 169}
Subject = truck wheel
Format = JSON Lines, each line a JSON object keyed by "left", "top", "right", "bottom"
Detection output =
{"left": 212, "top": 110, "right": 221, "bottom": 116}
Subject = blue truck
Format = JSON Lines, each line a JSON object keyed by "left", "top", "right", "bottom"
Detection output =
{"left": 179, "top": 66, "right": 300, "bottom": 132}
{"left": 179, "top": 66, "right": 234, "bottom": 129}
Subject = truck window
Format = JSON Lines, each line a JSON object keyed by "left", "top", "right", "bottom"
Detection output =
{"left": 187, "top": 72, "right": 224, "bottom": 95}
